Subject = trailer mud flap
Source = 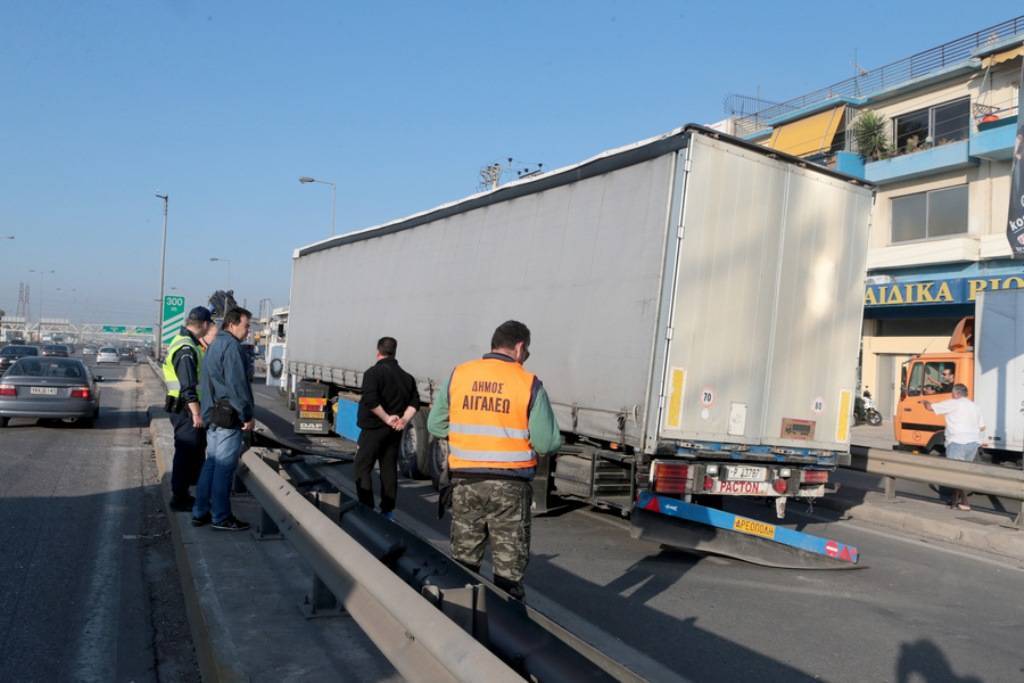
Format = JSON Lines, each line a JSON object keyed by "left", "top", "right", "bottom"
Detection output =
{"left": 631, "top": 492, "right": 861, "bottom": 570}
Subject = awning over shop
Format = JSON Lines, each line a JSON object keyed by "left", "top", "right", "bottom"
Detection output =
{"left": 981, "top": 45, "right": 1024, "bottom": 68}
{"left": 765, "top": 105, "right": 846, "bottom": 157}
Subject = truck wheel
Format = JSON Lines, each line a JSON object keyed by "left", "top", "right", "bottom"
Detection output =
{"left": 399, "top": 411, "right": 431, "bottom": 479}
{"left": 552, "top": 454, "right": 592, "bottom": 499}
{"left": 0, "top": 417, "right": 8, "bottom": 428}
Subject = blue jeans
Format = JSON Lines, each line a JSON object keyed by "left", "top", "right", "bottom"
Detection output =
{"left": 193, "top": 426, "right": 243, "bottom": 523}
{"left": 946, "top": 442, "right": 979, "bottom": 462}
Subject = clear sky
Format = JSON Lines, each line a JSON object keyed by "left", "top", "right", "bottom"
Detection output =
{"left": 0, "top": 2, "right": 1018, "bottom": 325}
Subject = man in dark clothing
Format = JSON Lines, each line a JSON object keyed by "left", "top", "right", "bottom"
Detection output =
{"left": 192, "top": 307, "right": 255, "bottom": 531}
{"left": 355, "top": 337, "right": 420, "bottom": 519}
{"left": 162, "top": 306, "right": 214, "bottom": 512}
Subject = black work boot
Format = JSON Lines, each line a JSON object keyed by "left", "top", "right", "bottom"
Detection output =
{"left": 494, "top": 575, "right": 526, "bottom": 601}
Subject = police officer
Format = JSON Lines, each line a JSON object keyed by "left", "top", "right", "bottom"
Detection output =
{"left": 163, "top": 306, "right": 214, "bottom": 511}
{"left": 427, "top": 320, "right": 562, "bottom": 600}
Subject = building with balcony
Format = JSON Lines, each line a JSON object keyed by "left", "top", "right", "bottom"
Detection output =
{"left": 724, "top": 15, "right": 1024, "bottom": 421}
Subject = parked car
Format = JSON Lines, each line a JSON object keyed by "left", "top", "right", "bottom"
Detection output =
{"left": 0, "top": 345, "right": 39, "bottom": 374}
{"left": 0, "top": 357, "right": 101, "bottom": 427}
{"left": 96, "top": 347, "right": 120, "bottom": 364}
{"left": 41, "top": 344, "right": 70, "bottom": 357}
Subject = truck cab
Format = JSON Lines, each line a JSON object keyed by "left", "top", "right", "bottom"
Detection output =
{"left": 894, "top": 317, "right": 974, "bottom": 452}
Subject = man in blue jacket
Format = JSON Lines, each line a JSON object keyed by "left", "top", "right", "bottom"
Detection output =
{"left": 192, "top": 307, "right": 255, "bottom": 531}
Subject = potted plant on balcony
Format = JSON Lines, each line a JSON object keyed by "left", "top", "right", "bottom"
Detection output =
{"left": 852, "top": 111, "right": 892, "bottom": 161}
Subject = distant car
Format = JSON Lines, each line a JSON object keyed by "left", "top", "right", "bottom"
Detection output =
{"left": 1, "top": 345, "right": 39, "bottom": 374}
{"left": 41, "top": 344, "right": 70, "bottom": 358}
{"left": 96, "top": 347, "right": 120, "bottom": 364}
{"left": 82, "top": 346, "right": 97, "bottom": 355}
{"left": 0, "top": 357, "right": 101, "bottom": 428}
{"left": 118, "top": 347, "right": 136, "bottom": 363}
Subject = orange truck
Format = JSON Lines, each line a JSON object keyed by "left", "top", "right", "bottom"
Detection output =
{"left": 894, "top": 290, "right": 1023, "bottom": 465}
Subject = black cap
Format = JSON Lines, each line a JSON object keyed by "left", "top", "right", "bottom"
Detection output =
{"left": 187, "top": 306, "right": 213, "bottom": 323}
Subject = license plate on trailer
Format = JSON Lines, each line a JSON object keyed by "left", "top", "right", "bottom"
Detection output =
{"left": 29, "top": 387, "right": 58, "bottom": 396}
{"left": 724, "top": 465, "right": 767, "bottom": 481}
{"left": 710, "top": 480, "right": 771, "bottom": 495}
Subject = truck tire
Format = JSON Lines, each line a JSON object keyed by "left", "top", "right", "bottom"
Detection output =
{"left": 553, "top": 454, "right": 592, "bottom": 499}
{"left": 0, "top": 417, "right": 8, "bottom": 428}
{"left": 399, "top": 411, "right": 431, "bottom": 479}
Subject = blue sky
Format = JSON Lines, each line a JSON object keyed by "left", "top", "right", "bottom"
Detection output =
{"left": 0, "top": 2, "right": 1018, "bottom": 324}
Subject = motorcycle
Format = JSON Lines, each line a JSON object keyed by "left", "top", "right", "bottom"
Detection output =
{"left": 854, "top": 390, "right": 883, "bottom": 426}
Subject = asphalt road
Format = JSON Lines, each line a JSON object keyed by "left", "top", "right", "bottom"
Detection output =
{"left": 254, "top": 382, "right": 1024, "bottom": 683}
{"left": 0, "top": 358, "right": 198, "bottom": 682}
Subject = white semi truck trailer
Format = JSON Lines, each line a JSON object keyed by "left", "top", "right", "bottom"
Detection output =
{"left": 284, "top": 125, "right": 874, "bottom": 566}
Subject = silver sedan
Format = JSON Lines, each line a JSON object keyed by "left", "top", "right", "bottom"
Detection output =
{"left": 0, "top": 357, "right": 101, "bottom": 428}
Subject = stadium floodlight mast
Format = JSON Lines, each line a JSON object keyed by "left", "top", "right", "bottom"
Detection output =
{"left": 298, "top": 176, "right": 337, "bottom": 236}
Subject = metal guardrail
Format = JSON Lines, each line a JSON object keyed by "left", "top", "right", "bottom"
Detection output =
{"left": 733, "top": 14, "right": 1024, "bottom": 136}
{"left": 238, "top": 449, "right": 522, "bottom": 683}
{"left": 849, "top": 445, "right": 1024, "bottom": 526}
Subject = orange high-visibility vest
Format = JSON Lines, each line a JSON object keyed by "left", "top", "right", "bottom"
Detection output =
{"left": 448, "top": 357, "right": 537, "bottom": 470}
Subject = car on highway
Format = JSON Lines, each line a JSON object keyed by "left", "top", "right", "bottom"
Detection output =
{"left": 41, "top": 344, "right": 70, "bottom": 357}
{"left": 118, "top": 347, "right": 136, "bottom": 363}
{"left": 82, "top": 346, "right": 97, "bottom": 355}
{"left": 0, "top": 345, "right": 39, "bottom": 375}
{"left": 0, "top": 357, "right": 101, "bottom": 428}
{"left": 95, "top": 347, "right": 120, "bottom": 364}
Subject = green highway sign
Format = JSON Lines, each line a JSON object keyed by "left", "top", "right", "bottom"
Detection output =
{"left": 161, "top": 295, "right": 187, "bottom": 344}
{"left": 101, "top": 325, "right": 153, "bottom": 335}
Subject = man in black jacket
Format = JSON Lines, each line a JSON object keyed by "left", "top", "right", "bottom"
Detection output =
{"left": 355, "top": 337, "right": 419, "bottom": 519}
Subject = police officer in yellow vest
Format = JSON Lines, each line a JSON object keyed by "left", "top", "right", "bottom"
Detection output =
{"left": 163, "top": 306, "right": 214, "bottom": 511}
{"left": 428, "top": 320, "right": 562, "bottom": 600}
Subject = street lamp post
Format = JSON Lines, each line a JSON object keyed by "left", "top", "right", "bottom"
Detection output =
{"left": 155, "top": 193, "right": 169, "bottom": 358}
{"left": 210, "top": 257, "right": 232, "bottom": 290}
{"left": 298, "top": 176, "right": 337, "bottom": 236}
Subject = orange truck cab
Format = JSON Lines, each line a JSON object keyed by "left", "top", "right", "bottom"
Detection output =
{"left": 894, "top": 317, "right": 974, "bottom": 453}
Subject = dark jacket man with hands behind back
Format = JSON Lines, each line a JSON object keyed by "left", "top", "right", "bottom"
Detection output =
{"left": 355, "top": 336, "right": 419, "bottom": 519}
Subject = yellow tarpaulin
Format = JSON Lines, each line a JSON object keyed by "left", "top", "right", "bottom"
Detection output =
{"left": 766, "top": 105, "right": 847, "bottom": 158}
{"left": 981, "top": 45, "right": 1024, "bottom": 68}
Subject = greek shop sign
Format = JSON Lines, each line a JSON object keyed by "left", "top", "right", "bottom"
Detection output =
{"left": 865, "top": 275, "right": 1024, "bottom": 307}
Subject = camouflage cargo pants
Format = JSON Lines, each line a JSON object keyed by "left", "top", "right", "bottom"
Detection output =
{"left": 450, "top": 478, "right": 532, "bottom": 582}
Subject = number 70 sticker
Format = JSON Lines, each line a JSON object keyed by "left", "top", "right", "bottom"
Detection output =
{"left": 700, "top": 388, "right": 715, "bottom": 407}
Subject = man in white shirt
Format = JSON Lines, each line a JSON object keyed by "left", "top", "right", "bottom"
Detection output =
{"left": 923, "top": 383, "right": 985, "bottom": 511}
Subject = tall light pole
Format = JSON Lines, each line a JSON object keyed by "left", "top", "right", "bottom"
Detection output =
{"left": 298, "top": 176, "right": 337, "bottom": 236}
{"left": 210, "top": 257, "right": 232, "bottom": 290}
{"left": 156, "top": 193, "right": 169, "bottom": 357}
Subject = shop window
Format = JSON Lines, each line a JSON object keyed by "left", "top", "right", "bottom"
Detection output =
{"left": 906, "top": 361, "right": 956, "bottom": 397}
{"left": 893, "top": 97, "right": 970, "bottom": 154}
{"left": 891, "top": 185, "right": 968, "bottom": 243}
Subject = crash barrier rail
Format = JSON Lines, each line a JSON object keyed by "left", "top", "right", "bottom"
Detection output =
{"left": 848, "top": 445, "right": 1024, "bottom": 527}
{"left": 239, "top": 448, "right": 648, "bottom": 682}
{"left": 238, "top": 449, "right": 521, "bottom": 683}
